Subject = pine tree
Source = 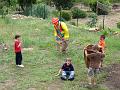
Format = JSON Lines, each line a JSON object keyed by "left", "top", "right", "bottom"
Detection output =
{"left": 52, "top": 0, "right": 73, "bottom": 10}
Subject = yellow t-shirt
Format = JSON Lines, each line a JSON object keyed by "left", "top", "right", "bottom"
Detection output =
{"left": 54, "top": 22, "right": 69, "bottom": 40}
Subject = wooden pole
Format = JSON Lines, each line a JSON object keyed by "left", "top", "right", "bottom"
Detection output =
{"left": 77, "top": 9, "right": 78, "bottom": 27}
{"left": 96, "top": 1, "right": 98, "bottom": 15}
{"left": 43, "top": 5, "right": 46, "bottom": 19}
{"left": 59, "top": 6, "right": 62, "bottom": 21}
{"left": 31, "top": 0, "right": 32, "bottom": 16}
{"left": 103, "top": 15, "right": 105, "bottom": 30}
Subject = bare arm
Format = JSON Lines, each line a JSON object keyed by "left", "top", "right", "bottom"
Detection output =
{"left": 55, "top": 40, "right": 62, "bottom": 46}
{"left": 18, "top": 43, "right": 21, "bottom": 48}
{"left": 55, "top": 69, "right": 63, "bottom": 76}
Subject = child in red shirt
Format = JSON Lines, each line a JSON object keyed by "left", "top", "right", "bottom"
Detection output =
{"left": 14, "top": 35, "right": 24, "bottom": 67}
{"left": 98, "top": 35, "right": 106, "bottom": 53}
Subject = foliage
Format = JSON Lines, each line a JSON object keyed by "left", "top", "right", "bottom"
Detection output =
{"left": 18, "top": 0, "right": 37, "bottom": 15}
{"left": 101, "top": 30, "right": 109, "bottom": 36}
{"left": 52, "top": 0, "right": 73, "bottom": 10}
{"left": 61, "top": 10, "right": 71, "bottom": 21}
{"left": 117, "top": 22, "right": 120, "bottom": 29}
{"left": 0, "top": 0, "right": 10, "bottom": 9}
{"left": 110, "top": 0, "right": 120, "bottom": 3}
{"left": 87, "top": 13, "right": 98, "bottom": 27}
{"left": 74, "top": 0, "right": 111, "bottom": 15}
{"left": 89, "top": 0, "right": 111, "bottom": 15}
{"left": 71, "top": 7, "right": 87, "bottom": 19}
{"left": 0, "top": 0, "right": 10, "bottom": 17}
{"left": 32, "top": 4, "right": 49, "bottom": 19}
{"left": 41, "top": 0, "right": 52, "bottom": 5}
{"left": 75, "top": 0, "right": 96, "bottom": 6}
{"left": 51, "top": 10, "right": 59, "bottom": 17}
{"left": 88, "top": 13, "right": 97, "bottom": 18}
{"left": 0, "top": 16, "right": 120, "bottom": 90}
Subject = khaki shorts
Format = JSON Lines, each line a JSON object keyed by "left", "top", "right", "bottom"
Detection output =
{"left": 61, "top": 40, "right": 69, "bottom": 52}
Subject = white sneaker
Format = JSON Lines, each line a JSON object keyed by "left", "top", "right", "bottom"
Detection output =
{"left": 88, "top": 83, "right": 92, "bottom": 85}
{"left": 18, "top": 65, "right": 24, "bottom": 68}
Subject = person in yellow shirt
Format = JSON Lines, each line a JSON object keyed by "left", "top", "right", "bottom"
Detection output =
{"left": 52, "top": 18, "right": 69, "bottom": 52}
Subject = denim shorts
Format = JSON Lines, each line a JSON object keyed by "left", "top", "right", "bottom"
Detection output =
{"left": 88, "top": 67, "right": 100, "bottom": 77}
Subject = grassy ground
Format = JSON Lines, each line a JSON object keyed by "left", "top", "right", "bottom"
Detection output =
{"left": 0, "top": 16, "right": 120, "bottom": 90}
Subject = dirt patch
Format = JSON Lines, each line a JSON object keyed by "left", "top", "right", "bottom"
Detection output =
{"left": 72, "top": 11, "right": 120, "bottom": 28}
{"left": 104, "top": 64, "right": 120, "bottom": 90}
{"left": 98, "top": 12, "right": 120, "bottom": 28}
{"left": 28, "top": 88, "right": 36, "bottom": 90}
{"left": 0, "top": 80, "right": 16, "bottom": 90}
{"left": 48, "top": 80, "right": 63, "bottom": 90}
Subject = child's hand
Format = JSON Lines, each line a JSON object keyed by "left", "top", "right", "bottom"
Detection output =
{"left": 55, "top": 74, "right": 60, "bottom": 77}
{"left": 56, "top": 41, "right": 62, "bottom": 46}
{"left": 18, "top": 43, "right": 21, "bottom": 48}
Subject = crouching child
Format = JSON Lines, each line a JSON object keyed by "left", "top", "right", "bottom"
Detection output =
{"left": 56, "top": 58, "right": 75, "bottom": 81}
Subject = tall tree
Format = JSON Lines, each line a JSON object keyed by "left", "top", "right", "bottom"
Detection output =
{"left": 18, "top": 0, "right": 36, "bottom": 11}
{"left": 110, "top": 0, "right": 120, "bottom": 3}
{"left": 0, "top": 0, "right": 9, "bottom": 9}
{"left": 0, "top": 0, "right": 10, "bottom": 17}
{"left": 52, "top": 0, "right": 74, "bottom": 10}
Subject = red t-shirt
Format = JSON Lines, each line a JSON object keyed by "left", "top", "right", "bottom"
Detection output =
{"left": 14, "top": 40, "right": 22, "bottom": 53}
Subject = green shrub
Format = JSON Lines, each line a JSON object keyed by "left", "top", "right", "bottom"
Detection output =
{"left": 71, "top": 7, "right": 87, "bottom": 19}
{"left": 0, "top": 6, "right": 8, "bottom": 18}
{"left": 23, "top": 37, "right": 35, "bottom": 48}
{"left": 88, "top": 13, "right": 97, "bottom": 18}
{"left": 101, "top": 30, "right": 109, "bottom": 36}
{"left": 87, "top": 13, "right": 98, "bottom": 27}
{"left": 117, "top": 22, "right": 120, "bottom": 29}
{"left": 53, "top": 0, "right": 73, "bottom": 10}
{"left": 89, "top": 0, "right": 111, "bottom": 15}
{"left": 32, "top": 4, "right": 49, "bottom": 19}
{"left": 0, "top": 36, "right": 4, "bottom": 43}
{"left": 51, "top": 10, "right": 59, "bottom": 17}
{"left": 61, "top": 10, "right": 71, "bottom": 21}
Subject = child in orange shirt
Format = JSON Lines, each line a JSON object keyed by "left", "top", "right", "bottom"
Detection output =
{"left": 98, "top": 35, "right": 106, "bottom": 53}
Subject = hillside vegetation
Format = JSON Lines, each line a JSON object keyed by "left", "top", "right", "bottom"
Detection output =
{"left": 0, "top": 16, "right": 120, "bottom": 90}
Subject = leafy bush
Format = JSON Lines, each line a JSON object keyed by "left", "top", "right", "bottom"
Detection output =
{"left": 0, "top": 6, "right": 8, "bottom": 18}
{"left": 61, "top": 10, "right": 72, "bottom": 21}
{"left": 117, "top": 22, "right": 120, "bottom": 29}
{"left": 71, "top": 7, "right": 87, "bottom": 19}
{"left": 4, "top": 17, "right": 11, "bottom": 24}
{"left": 51, "top": 10, "right": 59, "bottom": 17}
{"left": 0, "top": 9, "right": 4, "bottom": 15}
{"left": 101, "top": 30, "right": 109, "bottom": 36}
{"left": 32, "top": 4, "right": 49, "bottom": 19}
{"left": 52, "top": 0, "right": 73, "bottom": 10}
{"left": 89, "top": 0, "right": 111, "bottom": 15}
{"left": 23, "top": 37, "right": 35, "bottom": 48}
{"left": 88, "top": 13, "right": 97, "bottom": 18}
{"left": 87, "top": 13, "right": 98, "bottom": 27}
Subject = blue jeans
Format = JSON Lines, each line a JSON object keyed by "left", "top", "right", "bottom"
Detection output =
{"left": 61, "top": 71, "right": 74, "bottom": 80}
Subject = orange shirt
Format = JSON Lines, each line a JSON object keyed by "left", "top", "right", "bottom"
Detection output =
{"left": 99, "top": 40, "right": 105, "bottom": 49}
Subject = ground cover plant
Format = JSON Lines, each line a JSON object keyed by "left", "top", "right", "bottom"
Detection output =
{"left": 0, "top": 16, "right": 120, "bottom": 90}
